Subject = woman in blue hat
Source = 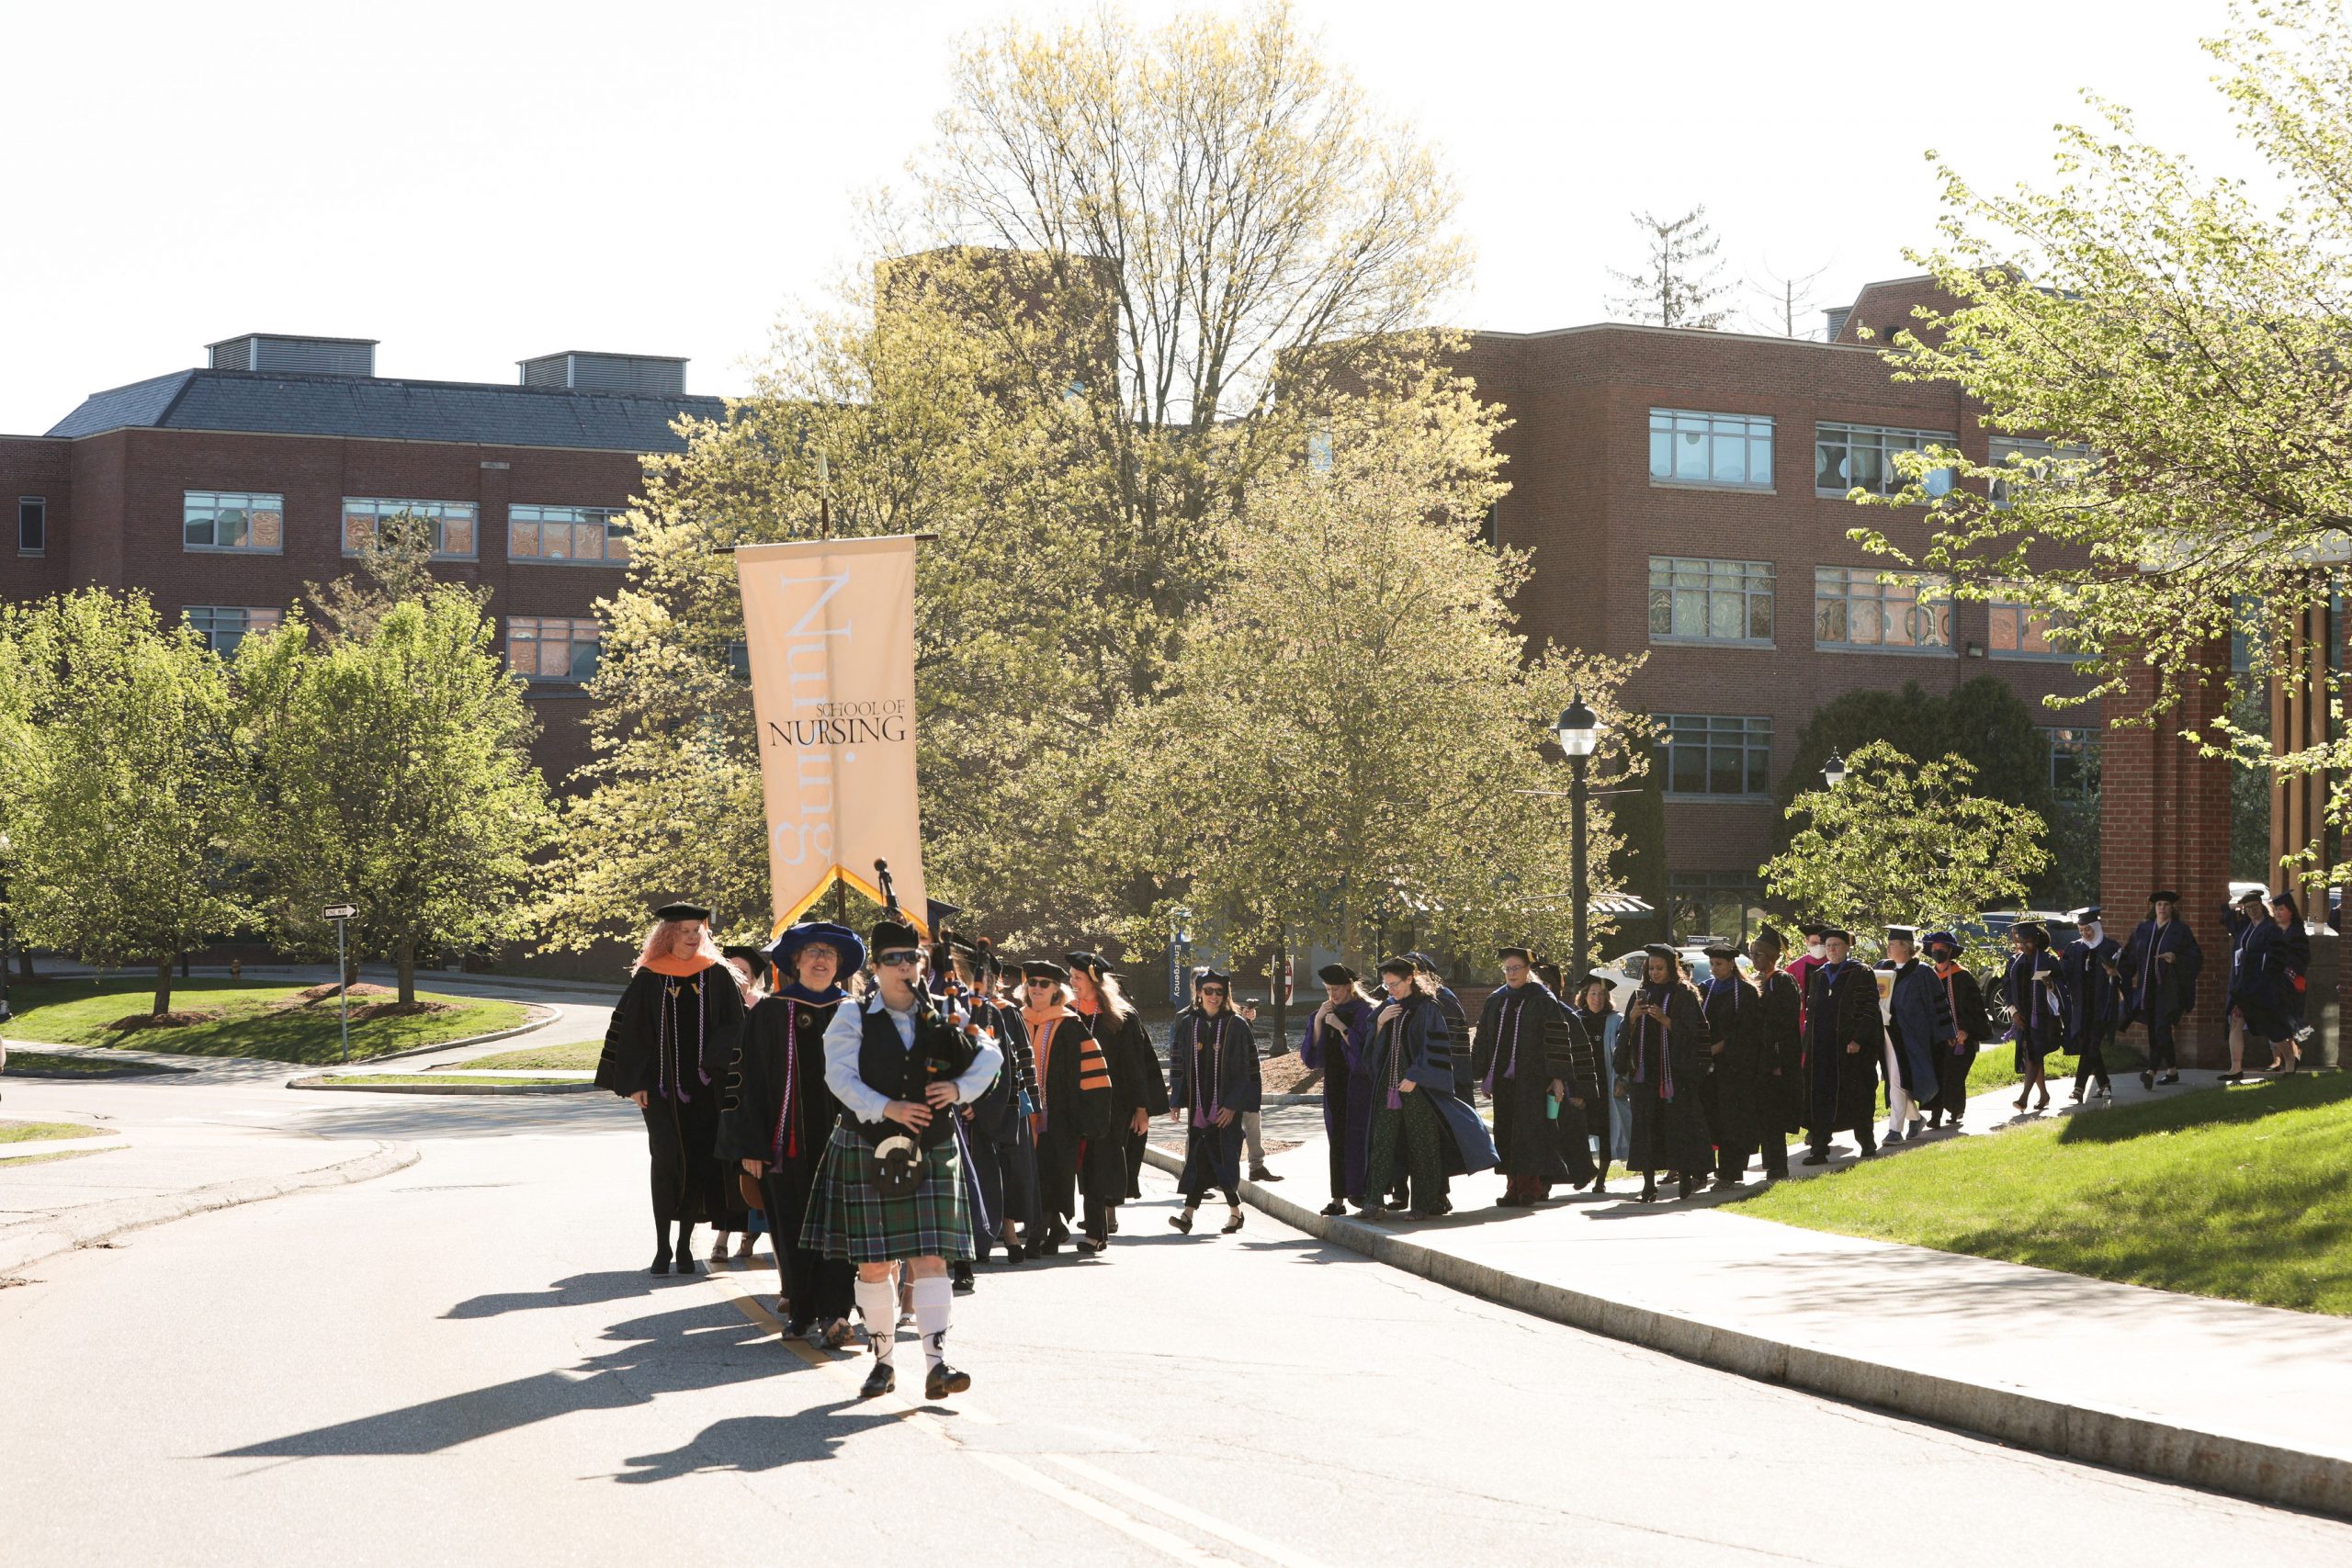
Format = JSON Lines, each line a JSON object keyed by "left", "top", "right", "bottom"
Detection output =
{"left": 718, "top": 920, "right": 864, "bottom": 1346}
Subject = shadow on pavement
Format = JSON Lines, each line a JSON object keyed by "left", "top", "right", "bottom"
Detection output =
{"left": 614, "top": 1402, "right": 899, "bottom": 1483}
{"left": 278, "top": 1098, "right": 633, "bottom": 1141}
{"left": 215, "top": 1298, "right": 802, "bottom": 1461}
{"left": 444, "top": 1270, "right": 684, "bottom": 1319}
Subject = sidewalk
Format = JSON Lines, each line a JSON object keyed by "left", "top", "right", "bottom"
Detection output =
{"left": 1148, "top": 1071, "right": 2352, "bottom": 1520}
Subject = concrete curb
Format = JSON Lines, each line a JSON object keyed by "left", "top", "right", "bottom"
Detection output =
{"left": 349, "top": 1003, "right": 561, "bottom": 1066}
{"left": 0, "top": 1139, "right": 420, "bottom": 1276}
{"left": 1139, "top": 1144, "right": 2352, "bottom": 1521}
{"left": 284, "top": 1076, "right": 599, "bottom": 1097}
{"left": 3, "top": 1001, "right": 559, "bottom": 1074}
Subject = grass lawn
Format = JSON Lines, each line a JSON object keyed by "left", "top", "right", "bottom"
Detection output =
{"left": 0, "top": 1120, "right": 106, "bottom": 1143}
{"left": 1, "top": 1049, "right": 195, "bottom": 1079}
{"left": 0, "top": 1147, "right": 119, "bottom": 1168}
{"left": 2, "top": 978, "right": 527, "bottom": 1065}
{"left": 1734, "top": 1073, "right": 2352, "bottom": 1315}
{"left": 457, "top": 1041, "right": 600, "bottom": 1071}
{"left": 312, "top": 1073, "right": 581, "bottom": 1088}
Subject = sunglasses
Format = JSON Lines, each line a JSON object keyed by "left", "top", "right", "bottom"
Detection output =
{"left": 1199, "top": 987, "right": 1227, "bottom": 998}
{"left": 876, "top": 950, "right": 922, "bottom": 967}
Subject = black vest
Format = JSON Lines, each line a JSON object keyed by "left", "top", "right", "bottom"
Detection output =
{"left": 847, "top": 995, "right": 980, "bottom": 1149}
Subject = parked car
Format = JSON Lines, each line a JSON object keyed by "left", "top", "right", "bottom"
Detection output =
{"left": 1597, "top": 938, "right": 1754, "bottom": 1010}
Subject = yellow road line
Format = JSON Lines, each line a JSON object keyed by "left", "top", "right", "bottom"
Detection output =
{"left": 698, "top": 1263, "right": 1268, "bottom": 1567}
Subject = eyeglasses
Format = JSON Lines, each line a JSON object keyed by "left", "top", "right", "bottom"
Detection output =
{"left": 876, "top": 951, "right": 922, "bottom": 967}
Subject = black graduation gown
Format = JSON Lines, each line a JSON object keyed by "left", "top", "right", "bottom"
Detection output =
{"left": 1167, "top": 1009, "right": 1262, "bottom": 1197}
{"left": 1922, "top": 963, "right": 1993, "bottom": 1115}
{"left": 595, "top": 963, "right": 747, "bottom": 1228}
{"left": 1474, "top": 983, "right": 1594, "bottom": 1187}
{"left": 2117, "top": 917, "right": 2201, "bottom": 1039}
{"left": 962, "top": 996, "right": 1042, "bottom": 1247}
{"left": 2005, "top": 949, "right": 2065, "bottom": 1066}
{"left": 1696, "top": 973, "right": 1764, "bottom": 1169}
{"left": 1080, "top": 1006, "right": 1167, "bottom": 1210}
{"left": 1752, "top": 969, "right": 1806, "bottom": 1139}
{"left": 716, "top": 989, "right": 853, "bottom": 1325}
{"left": 2059, "top": 937, "right": 2123, "bottom": 1053}
{"left": 1803, "top": 961, "right": 1883, "bottom": 1137}
{"left": 1032, "top": 1007, "right": 1115, "bottom": 1238}
{"left": 1612, "top": 984, "right": 1712, "bottom": 1177}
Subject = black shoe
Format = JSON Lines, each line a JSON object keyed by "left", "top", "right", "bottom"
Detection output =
{"left": 1076, "top": 1235, "right": 1107, "bottom": 1255}
{"left": 950, "top": 1264, "right": 975, "bottom": 1296}
{"left": 1169, "top": 1211, "right": 1194, "bottom": 1234}
{"left": 1638, "top": 1180, "right": 1658, "bottom": 1203}
{"left": 1319, "top": 1201, "right": 1346, "bottom": 1216}
{"left": 925, "top": 1362, "right": 971, "bottom": 1400}
{"left": 2159, "top": 1072, "right": 2179, "bottom": 1085}
{"left": 1801, "top": 1151, "right": 1829, "bottom": 1167}
{"left": 1003, "top": 1240, "right": 1026, "bottom": 1265}
{"left": 1250, "top": 1167, "right": 1283, "bottom": 1182}
{"left": 671, "top": 1256, "right": 698, "bottom": 1276}
{"left": 786, "top": 1316, "right": 812, "bottom": 1339}
{"left": 2142, "top": 1070, "right": 2155, "bottom": 1090}
{"left": 1677, "top": 1178, "right": 1694, "bottom": 1201}
{"left": 1221, "top": 1210, "right": 1245, "bottom": 1234}
{"left": 650, "top": 1252, "right": 672, "bottom": 1276}
{"left": 859, "top": 1359, "right": 897, "bottom": 1399}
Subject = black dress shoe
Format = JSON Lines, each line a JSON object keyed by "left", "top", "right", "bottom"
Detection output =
{"left": 2159, "top": 1072, "right": 2179, "bottom": 1085}
{"left": 859, "top": 1359, "right": 897, "bottom": 1399}
{"left": 650, "top": 1252, "right": 673, "bottom": 1276}
{"left": 1003, "top": 1239, "right": 1026, "bottom": 1264}
{"left": 1801, "top": 1152, "right": 1829, "bottom": 1167}
{"left": 925, "top": 1362, "right": 971, "bottom": 1400}
{"left": 671, "top": 1256, "right": 698, "bottom": 1276}
{"left": 1220, "top": 1210, "right": 1245, "bottom": 1234}
{"left": 1250, "top": 1167, "right": 1283, "bottom": 1182}
{"left": 2142, "top": 1070, "right": 2156, "bottom": 1089}
{"left": 1168, "top": 1211, "right": 1194, "bottom": 1234}
{"left": 1319, "top": 1201, "right": 1347, "bottom": 1216}
{"left": 951, "top": 1273, "right": 975, "bottom": 1297}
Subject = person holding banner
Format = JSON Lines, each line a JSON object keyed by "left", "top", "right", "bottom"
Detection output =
{"left": 594, "top": 902, "right": 749, "bottom": 1277}
{"left": 718, "top": 921, "right": 862, "bottom": 1347}
{"left": 805, "top": 916, "right": 1001, "bottom": 1401}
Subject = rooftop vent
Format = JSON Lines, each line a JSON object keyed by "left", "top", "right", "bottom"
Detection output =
{"left": 1823, "top": 306, "right": 1852, "bottom": 343}
{"left": 516, "top": 351, "right": 688, "bottom": 397}
{"left": 207, "top": 333, "right": 378, "bottom": 377}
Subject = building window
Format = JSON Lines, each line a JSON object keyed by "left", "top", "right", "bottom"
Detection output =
{"left": 1649, "top": 409, "right": 1773, "bottom": 490}
{"left": 17, "top": 497, "right": 44, "bottom": 555}
{"left": 725, "top": 640, "right": 752, "bottom": 682}
{"left": 343, "top": 498, "right": 478, "bottom": 559}
{"left": 509, "top": 503, "right": 631, "bottom": 565}
{"left": 184, "top": 605, "right": 282, "bottom": 656}
{"left": 507, "top": 616, "right": 600, "bottom": 683}
{"left": 1648, "top": 556, "right": 1774, "bottom": 645}
{"left": 1306, "top": 426, "right": 1335, "bottom": 474}
{"left": 2046, "top": 726, "right": 2100, "bottom": 799}
{"left": 1987, "top": 584, "right": 2077, "bottom": 660}
{"left": 1815, "top": 566, "right": 1952, "bottom": 652}
{"left": 1656, "top": 714, "right": 1773, "bottom": 797}
{"left": 184, "top": 491, "right": 285, "bottom": 553}
{"left": 1668, "top": 872, "right": 1767, "bottom": 946}
{"left": 1815, "top": 423, "right": 1954, "bottom": 499}
{"left": 1989, "top": 435, "right": 2094, "bottom": 509}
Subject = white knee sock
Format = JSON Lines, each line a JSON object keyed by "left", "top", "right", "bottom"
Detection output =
{"left": 912, "top": 1274, "right": 953, "bottom": 1371}
{"left": 854, "top": 1278, "right": 897, "bottom": 1362}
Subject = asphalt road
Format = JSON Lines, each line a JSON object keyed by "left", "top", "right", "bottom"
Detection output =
{"left": 6, "top": 1082, "right": 2352, "bottom": 1567}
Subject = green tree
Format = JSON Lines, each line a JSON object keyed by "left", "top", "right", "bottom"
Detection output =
{"left": 239, "top": 594, "right": 554, "bottom": 1003}
{"left": 1849, "top": 0, "right": 2352, "bottom": 892}
{"left": 539, "top": 0, "right": 1474, "bottom": 952}
{"left": 1091, "top": 382, "right": 1647, "bottom": 981}
{"left": 304, "top": 508, "right": 469, "bottom": 642}
{"left": 1761, "top": 740, "right": 2052, "bottom": 965}
{"left": 1607, "top": 208, "right": 1734, "bottom": 329}
{"left": 0, "top": 592, "right": 246, "bottom": 1015}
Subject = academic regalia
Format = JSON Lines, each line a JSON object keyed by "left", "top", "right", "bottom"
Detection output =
{"left": 1026, "top": 1000, "right": 1116, "bottom": 1247}
{"left": 1802, "top": 960, "right": 1883, "bottom": 1152}
{"left": 1365, "top": 987, "right": 1498, "bottom": 1215}
{"left": 717, "top": 983, "right": 854, "bottom": 1332}
{"left": 2118, "top": 913, "right": 2200, "bottom": 1075}
{"left": 1167, "top": 1007, "right": 1262, "bottom": 1202}
{"left": 1472, "top": 981, "right": 1595, "bottom": 1201}
{"left": 1880, "top": 957, "right": 1953, "bottom": 1126}
{"left": 1573, "top": 1001, "right": 1627, "bottom": 1168}
{"left": 1696, "top": 970, "right": 1766, "bottom": 1181}
{"left": 596, "top": 955, "right": 748, "bottom": 1247}
{"left": 961, "top": 992, "right": 1043, "bottom": 1260}
{"left": 1300, "top": 993, "right": 1376, "bottom": 1206}
{"left": 1750, "top": 968, "right": 1804, "bottom": 1174}
{"left": 1925, "top": 960, "right": 1993, "bottom": 1120}
{"left": 1435, "top": 982, "right": 1476, "bottom": 1100}
{"left": 2004, "top": 946, "right": 2065, "bottom": 1068}
{"left": 1613, "top": 978, "right": 1712, "bottom": 1181}
{"left": 2227, "top": 917, "right": 2294, "bottom": 1044}
{"left": 1077, "top": 1002, "right": 1168, "bottom": 1207}
{"left": 2060, "top": 930, "right": 2122, "bottom": 1092}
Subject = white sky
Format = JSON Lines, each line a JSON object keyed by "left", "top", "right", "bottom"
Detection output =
{"left": 0, "top": 0, "right": 2249, "bottom": 435}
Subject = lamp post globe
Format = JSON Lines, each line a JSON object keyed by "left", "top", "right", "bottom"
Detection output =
{"left": 1553, "top": 695, "right": 1601, "bottom": 758}
{"left": 1823, "top": 751, "right": 1849, "bottom": 789}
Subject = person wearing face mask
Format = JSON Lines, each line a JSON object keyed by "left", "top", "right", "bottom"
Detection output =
{"left": 2059, "top": 907, "right": 2121, "bottom": 1102}
{"left": 1166, "top": 967, "right": 1262, "bottom": 1235}
{"left": 1300, "top": 963, "right": 1378, "bottom": 1216}
{"left": 718, "top": 921, "right": 862, "bottom": 1344}
{"left": 1801, "top": 928, "right": 1883, "bottom": 1165}
{"left": 1920, "top": 931, "right": 1994, "bottom": 1129}
{"left": 595, "top": 901, "right": 751, "bottom": 1277}
{"left": 1785, "top": 922, "right": 1831, "bottom": 1035}
{"left": 1613, "top": 943, "right": 1710, "bottom": 1202}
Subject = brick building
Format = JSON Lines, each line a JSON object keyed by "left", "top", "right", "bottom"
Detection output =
{"left": 0, "top": 333, "right": 724, "bottom": 786}
{"left": 1458, "top": 275, "right": 2098, "bottom": 941}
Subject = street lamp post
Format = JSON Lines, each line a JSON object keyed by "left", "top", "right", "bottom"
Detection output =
{"left": 1554, "top": 697, "right": 1603, "bottom": 984}
{"left": 0, "top": 829, "right": 12, "bottom": 1021}
{"left": 1823, "top": 750, "right": 1849, "bottom": 789}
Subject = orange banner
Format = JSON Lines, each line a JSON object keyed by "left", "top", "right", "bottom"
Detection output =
{"left": 736, "top": 536, "right": 929, "bottom": 936}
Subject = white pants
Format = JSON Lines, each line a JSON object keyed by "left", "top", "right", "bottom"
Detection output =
{"left": 1883, "top": 1039, "right": 1914, "bottom": 1131}
{"left": 1242, "top": 1110, "right": 1265, "bottom": 1167}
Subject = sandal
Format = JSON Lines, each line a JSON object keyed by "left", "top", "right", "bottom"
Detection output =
{"left": 1220, "top": 1209, "right": 1245, "bottom": 1235}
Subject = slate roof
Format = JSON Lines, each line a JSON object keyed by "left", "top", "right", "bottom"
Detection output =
{"left": 45, "top": 368, "right": 730, "bottom": 453}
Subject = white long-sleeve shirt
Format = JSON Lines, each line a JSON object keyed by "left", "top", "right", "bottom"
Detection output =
{"left": 822, "top": 990, "right": 1002, "bottom": 1124}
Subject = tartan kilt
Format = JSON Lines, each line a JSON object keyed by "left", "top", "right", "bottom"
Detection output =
{"left": 800, "top": 1123, "right": 972, "bottom": 1264}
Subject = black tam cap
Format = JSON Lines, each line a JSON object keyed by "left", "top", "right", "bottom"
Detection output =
{"left": 2067, "top": 906, "right": 2101, "bottom": 924}
{"left": 652, "top": 901, "right": 711, "bottom": 923}
{"left": 1886, "top": 925, "right": 1917, "bottom": 945}
{"left": 869, "top": 918, "right": 922, "bottom": 953}
{"left": 1065, "top": 950, "right": 1118, "bottom": 979}
{"left": 1193, "top": 966, "right": 1232, "bottom": 988}
{"left": 1407, "top": 951, "right": 1442, "bottom": 975}
{"left": 1376, "top": 954, "right": 1418, "bottom": 978}
{"left": 2150, "top": 890, "right": 2181, "bottom": 905}
{"left": 1316, "top": 963, "right": 1358, "bottom": 986}
{"left": 1641, "top": 942, "right": 1679, "bottom": 962}
{"left": 1752, "top": 925, "right": 1786, "bottom": 952}
{"left": 2237, "top": 887, "right": 2269, "bottom": 907}
{"left": 721, "top": 943, "right": 768, "bottom": 974}
{"left": 1798, "top": 921, "right": 1828, "bottom": 939}
{"left": 1022, "top": 958, "right": 1069, "bottom": 984}
{"left": 1820, "top": 927, "right": 1854, "bottom": 945}
{"left": 1498, "top": 945, "right": 1532, "bottom": 963}
{"left": 1701, "top": 942, "right": 1740, "bottom": 961}
{"left": 2014, "top": 920, "right": 2051, "bottom": 946}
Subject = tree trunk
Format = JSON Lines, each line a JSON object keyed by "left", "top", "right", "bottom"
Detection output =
{"left": 17, "top": 947, "right": 33, "bottom": 981}
{"left": 1268, "top": 932, "right": 1291, "bottom": 1058}
{"left": 153, "top": 956, "right": 174, "bottom": 1017}
{"left": 395, "top": 938, "right": 415, "bottom": 1007}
